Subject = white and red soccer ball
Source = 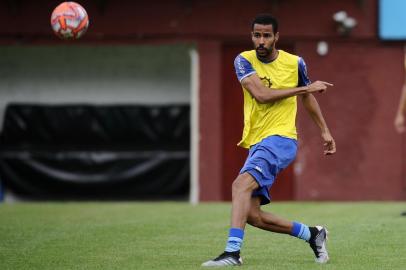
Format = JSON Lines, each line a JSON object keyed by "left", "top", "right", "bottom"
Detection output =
{"left": 50, "top": 2, "right": 89, "bottom": 40}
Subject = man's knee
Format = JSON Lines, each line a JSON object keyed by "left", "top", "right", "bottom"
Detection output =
{"left": 247, "top": 198, "right": 263, "bottom": 227}
{"left": 232, "top": 173, "right": 258, "bottom": 195}
{"left": 247, "top": 211, "right": 262, "bottom": 227}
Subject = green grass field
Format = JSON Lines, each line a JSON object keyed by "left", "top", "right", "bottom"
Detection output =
{"left": 0, "top": 202, "right": 406, "bottom": 270}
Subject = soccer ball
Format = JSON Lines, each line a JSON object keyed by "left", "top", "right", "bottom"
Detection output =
{"left": 50, "top": 2, "right": 89, "bottom": 40}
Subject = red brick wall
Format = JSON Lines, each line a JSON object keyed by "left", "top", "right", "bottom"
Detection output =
{"left": 295, "top": 40, "right": 405, "bottom": 200}
{"left": 0, "top": 0, "right": 378, "bottom": 40}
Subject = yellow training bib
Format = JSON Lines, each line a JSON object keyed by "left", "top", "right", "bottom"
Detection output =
{"left": 237, "top": 50, "right": 300, "bottom": 148}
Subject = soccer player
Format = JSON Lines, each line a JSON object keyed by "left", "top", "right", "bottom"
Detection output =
{"left": 394, "top": 52, "right": 406, "bottom": 133}
{"left": 202, "top": 14, "right": 336, "bottom": 267}
{"left": 393, "top": 51, "right": 406, "bottom": 217}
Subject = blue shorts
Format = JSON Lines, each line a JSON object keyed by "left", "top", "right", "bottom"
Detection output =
{"left": 239, "top": 135, "right": 297, "bottom": 205}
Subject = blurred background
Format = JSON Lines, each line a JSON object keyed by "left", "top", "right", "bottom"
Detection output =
{"left": 0, "top": 0, "right": 405, "bottom": 203}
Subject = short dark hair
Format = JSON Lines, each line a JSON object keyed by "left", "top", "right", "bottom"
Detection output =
{"left": 251, "top": 14, "right": 278, "bottom": 33}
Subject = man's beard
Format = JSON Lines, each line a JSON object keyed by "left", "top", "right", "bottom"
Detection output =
{"left": 255, "top": 45, "right": 273, "bottom": 58}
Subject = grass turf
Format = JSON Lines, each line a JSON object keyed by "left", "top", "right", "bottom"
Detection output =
{"left": 0, "top": 202, "right": 406, "bottom": 270}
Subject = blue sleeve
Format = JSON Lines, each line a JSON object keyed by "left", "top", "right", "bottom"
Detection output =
{"left": 234, "top": 54, "right": 256, "bottom": 82}
{"left": 298, "top": 57, "right": 311, "bottom": 86}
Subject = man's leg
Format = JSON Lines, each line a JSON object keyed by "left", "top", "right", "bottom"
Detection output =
{"left": 201, "top": 173, "right": 258, "bottom": 267}
{"left": 247, "top": 196, "right": 329, "bottom": 263}
{"left": 247, "top": 197, "right": 293, "bottom": 234}
{"left": 230, "top": 173, "right": 259, "bottom": 229}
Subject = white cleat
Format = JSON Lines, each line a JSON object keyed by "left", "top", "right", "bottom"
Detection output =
{"left": 202, "top": 252, "right": 243, "bottom": 267}
{"left": 309, "top": 226, "right": 329, "bottom": 264}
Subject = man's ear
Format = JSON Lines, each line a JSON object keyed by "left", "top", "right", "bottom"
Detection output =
{"left": 251, "top": 32, "right": 255, "bottom": 42}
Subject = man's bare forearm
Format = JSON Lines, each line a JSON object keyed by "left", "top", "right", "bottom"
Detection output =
{"left": 241, "top": 74, "right": 332, "bottom": 104}
{"left": 301, "top": 93, "right": 330, "bottom": 133}
{"left": 397, "top": 84, "right": 406, "bottom": 116}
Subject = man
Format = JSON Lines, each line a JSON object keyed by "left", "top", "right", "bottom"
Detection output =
{"left": 394, "top": 52, "right": 406, "bottom": 133}
{"left": 393, "top": 51, "right": 406, "bottom": 217}
{"left": 202, "top": 14, "right": 336, "bottom": 267}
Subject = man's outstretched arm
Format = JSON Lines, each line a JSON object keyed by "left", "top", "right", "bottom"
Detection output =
{"left": 241, "top": 74, "right": 332, "bottom": 104}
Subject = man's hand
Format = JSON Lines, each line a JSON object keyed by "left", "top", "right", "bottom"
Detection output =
{"left": 307, "top": 81, "right": 334, "bottom": 94}
{"left": 394, "top": 113, "right": 405, "bottom": 133}
{"left": 321, "top": 131, "right": 336, "bottom": 155}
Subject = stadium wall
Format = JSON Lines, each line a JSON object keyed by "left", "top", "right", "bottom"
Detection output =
{"left": 0, "top": 0, "right": 405, "bottom": 201}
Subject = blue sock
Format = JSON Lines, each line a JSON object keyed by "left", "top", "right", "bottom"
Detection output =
{"left": 225, "top": 228, "right": 244, "bottom": 252}
{"left": 290, "top": 221, "right": 311, "bottom": 241}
